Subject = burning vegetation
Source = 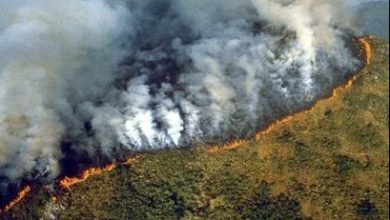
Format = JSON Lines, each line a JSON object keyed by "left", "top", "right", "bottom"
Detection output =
{"left": 0, "top": 0, "right": 385, "bottom": 218}
{"left": 59, "top": 164, "right": 117, "bottom": 190}
{"left": 0, "top": 186, "right": 30, "bottom": 214}
{"left": 0, "top": 36, "right": 377, "bottom": 217}
{"left": 45, "top": 36, "right": 387, "bottom": 220}
{"left": 1, "top": 1, "right": 365, "bottom": 203}
{"left": 59, "top": 156, "right": 140, "bottom": 190}
{"left": 206, "top": 36, "right": 374, "bottom": 154}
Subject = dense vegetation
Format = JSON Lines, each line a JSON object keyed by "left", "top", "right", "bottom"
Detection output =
{"left": 2, "top": 37, "right": 388, "bottom": 220}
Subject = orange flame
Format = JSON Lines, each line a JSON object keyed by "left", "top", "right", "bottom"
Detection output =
{"left": 0, "top": 37, "right": 373, "bottom": 214}
{"left": 359, "top": 36, "right": 373, "bottom": 65}
{"left": 122, "top": 155, "right": 142, "bottom": 166}
{"left": 206, "top": 37, "right": 373, "bottom": 153}
{"left": 0, "top": 186, "right": 31, "bottom": 214}
{"left": 59, "top": 155, "right": 141, "bottom": 190}
{"left": 206, "top": 139, "right": 248, "bottom": 153}
{"left": 59, "top": 163, "right": 117, "bottom": 189}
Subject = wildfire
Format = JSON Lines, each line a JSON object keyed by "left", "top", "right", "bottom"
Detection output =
{"left": 122, "top": 155, "right": 142, "bottom": 166}
{"left": 206, "top": 139, "right": 248, "bottom": 153}
{"left": 0, "top": 37, "right": 374, "bottom": 214}
{"left": 254, "top": 117, "right": 292, "bottom": 140}
{"left": 59, "top": 155, "right": 141, "bottom": 190}
{"left": 206, "top": 36, "right": 373, "bottom": 153}
{"left": 59, "top": 163, "right": 117, "bottom": 189}
{"left": 0, "top": 186, "right": 31, "bottom": 214}
{"left": 359, "top": 36, "right": 373, "bottom": 65}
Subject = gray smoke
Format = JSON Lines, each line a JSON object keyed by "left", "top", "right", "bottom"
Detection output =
{"left": 1, "top": 0, "right": 361, "bottom": 200}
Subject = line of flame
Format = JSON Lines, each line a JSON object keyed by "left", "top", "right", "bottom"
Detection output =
{"left": 0, "top": 36, "right": 374, "bottom": 213}
{"left": 359, "top": 36, "right": 373, "bottom": 65}
{"left": 0, "top": 186, "right": 31, "bottom": 214}
{"left": 206, "top": 36, "right": 373, "bottom": 153}
{"left": 205, "top": 139, "right": 249, "bottom": 153}
{"left": 59, "top": 155, "right": 141, "bottom": 190}
{"left": 59, "top": 163, "right": 117, "bottom": 189}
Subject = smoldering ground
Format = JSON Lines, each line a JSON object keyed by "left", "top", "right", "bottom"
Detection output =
{"left": 0, "top": 0, "right": 363, "bottom": 205}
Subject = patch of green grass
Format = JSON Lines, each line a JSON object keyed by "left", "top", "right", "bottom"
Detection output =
{"left": 334, "top": 155, "right": 363, "bottom": 176}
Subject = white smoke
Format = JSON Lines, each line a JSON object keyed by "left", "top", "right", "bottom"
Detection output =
{"left": 0, "top": 0, "right": 361, "bottom": 200}
{"left": 0, "top": 0, "right": 130, "bottom": 182}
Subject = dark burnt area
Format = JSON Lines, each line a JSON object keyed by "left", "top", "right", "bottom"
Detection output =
{"left": 58, "top": 140, "right": 96, "bottom": 179}
{"left": 357, "top": 199, "right": 377, "bottom": 218}
{"left": 0, "top": 180, "right": 21, "bottom": 208}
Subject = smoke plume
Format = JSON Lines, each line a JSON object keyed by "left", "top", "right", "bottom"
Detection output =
{"left": 1, "top": 0, "right": 361, "bottom": 203}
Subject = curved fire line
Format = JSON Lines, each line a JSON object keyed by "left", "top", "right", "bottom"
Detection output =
{"left": 207, "top": 36, "right": 373, "bottom": 153}
{"left": 0, "top": 36, "right": 373, "bottom": 214}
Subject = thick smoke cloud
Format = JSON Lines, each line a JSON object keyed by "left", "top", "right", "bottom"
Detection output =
{"left": 1, "top": 0, "right": 361, "bottom": 202}
{"left": 0, "top": 0, "right": 130, "bottom": 198}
